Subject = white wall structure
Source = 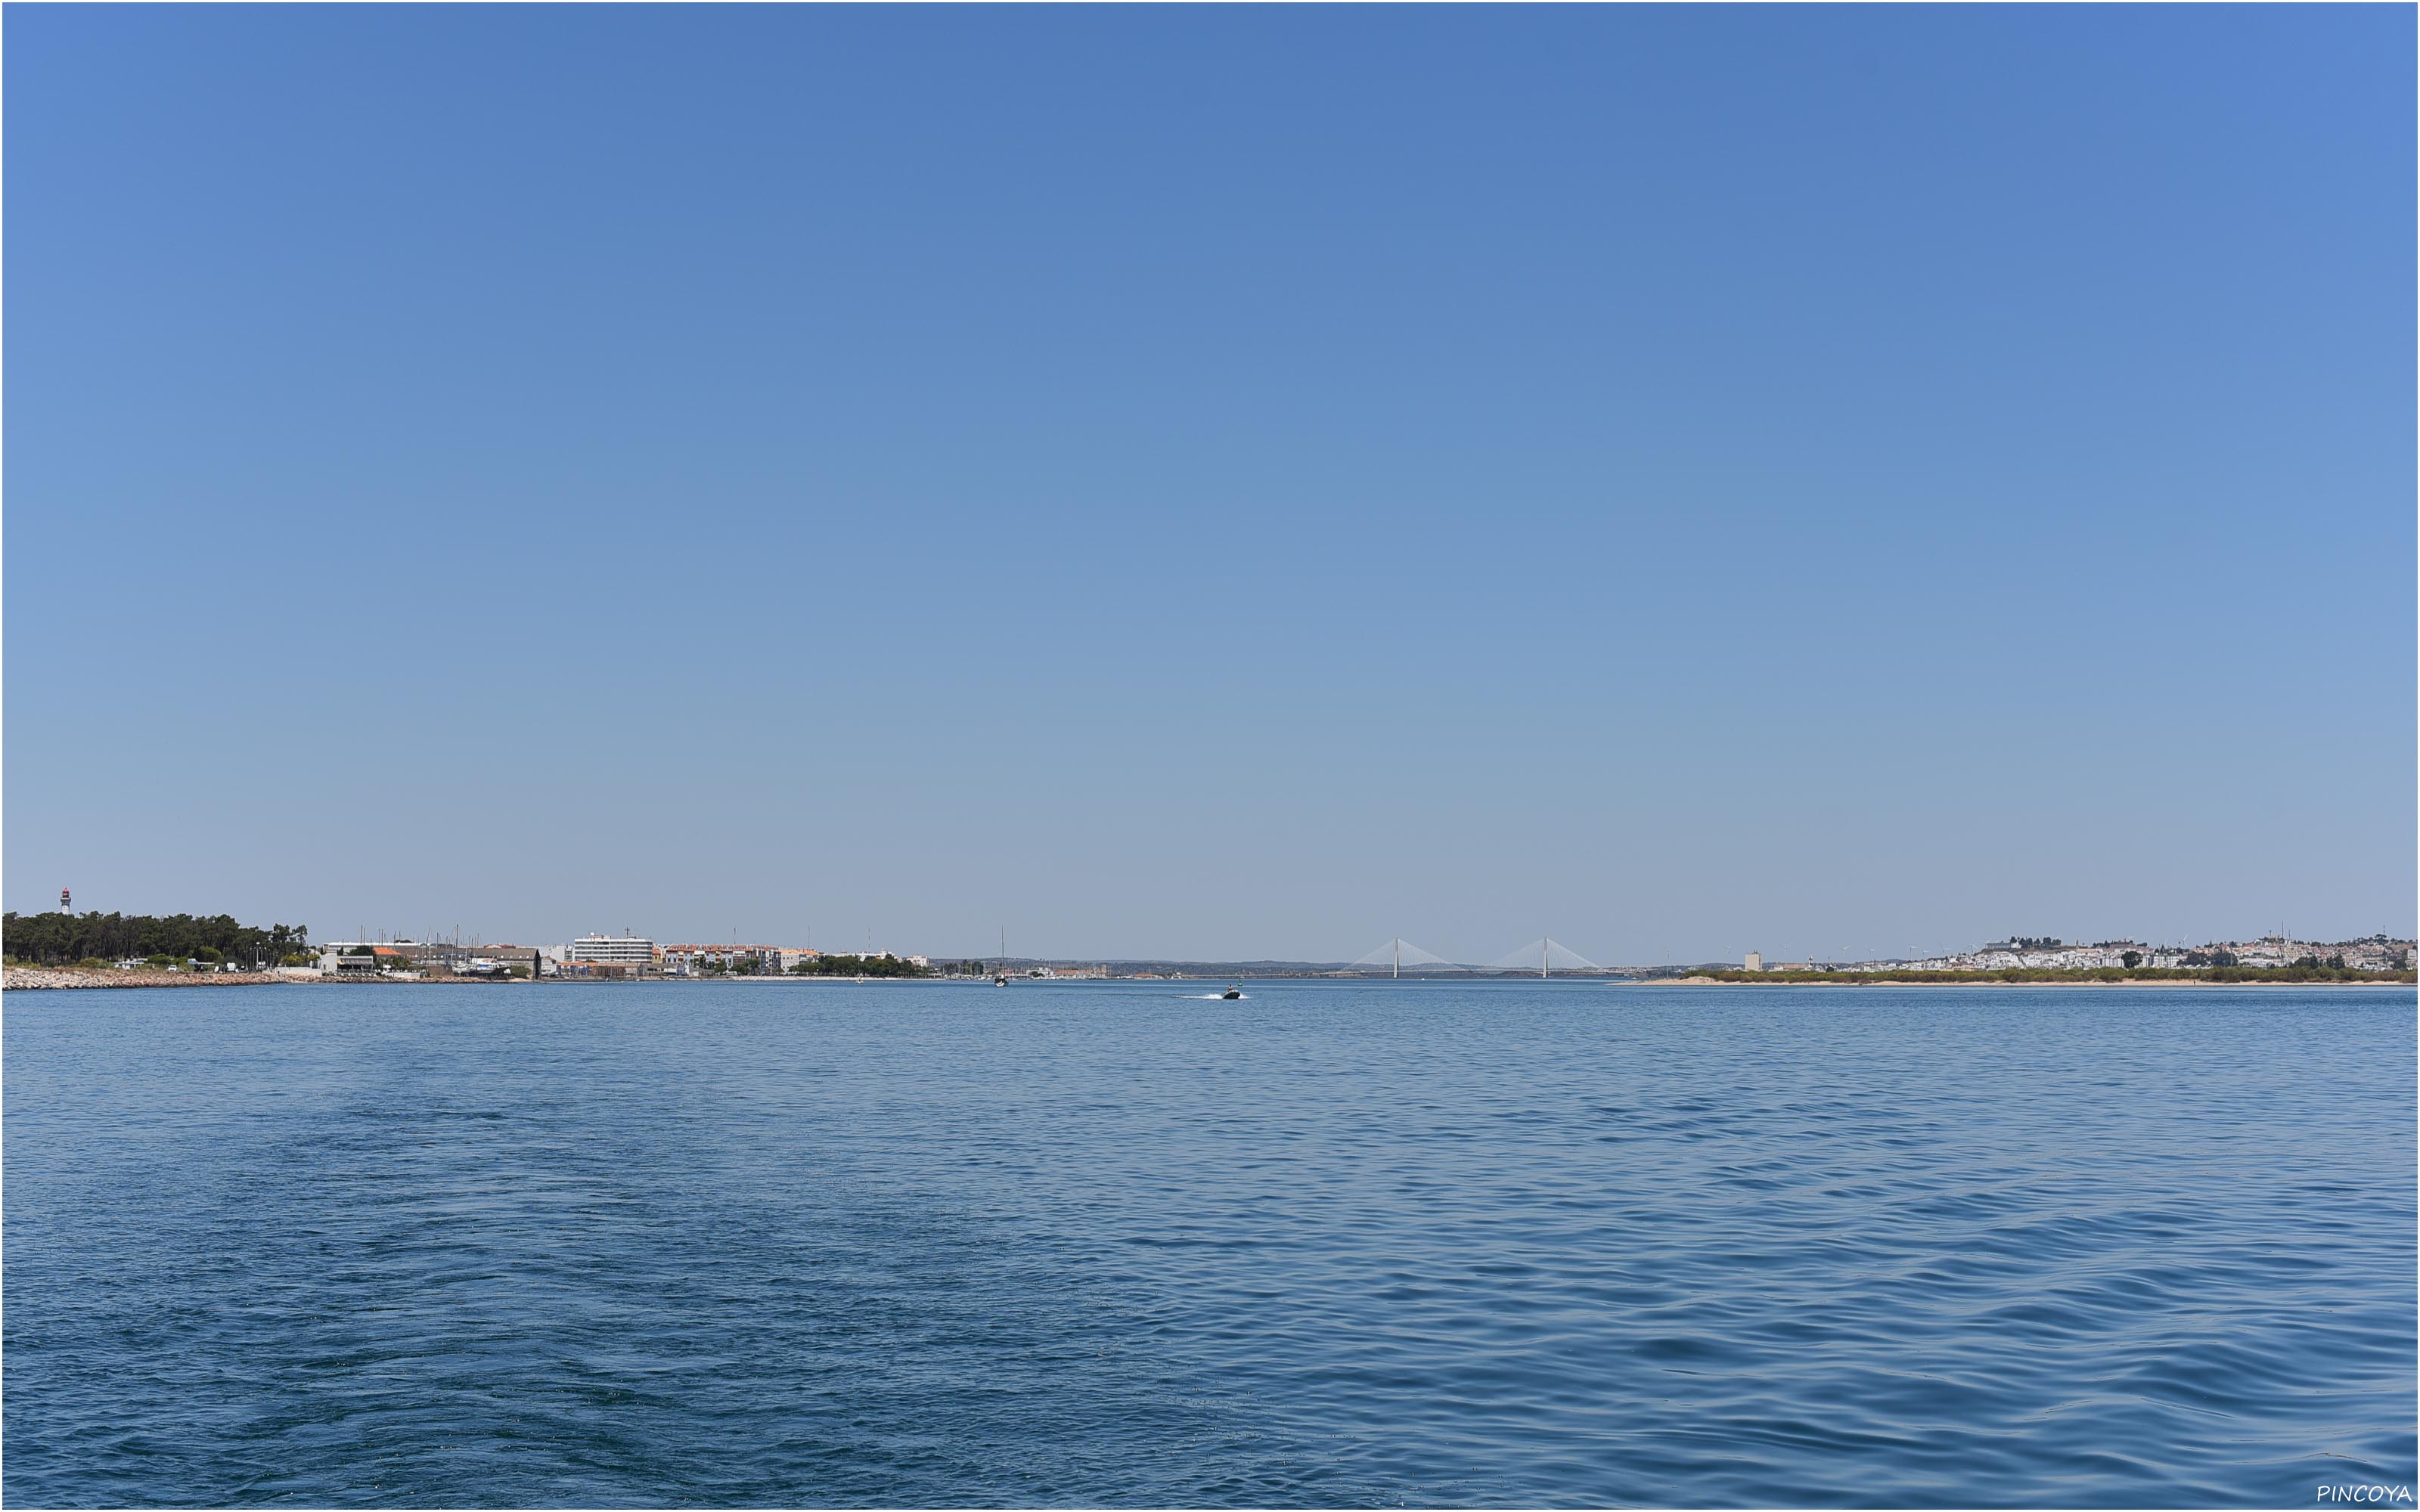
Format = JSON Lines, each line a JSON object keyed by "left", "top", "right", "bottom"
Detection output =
{"left": 567, "top": 934, "right": 656, "bottom": 966}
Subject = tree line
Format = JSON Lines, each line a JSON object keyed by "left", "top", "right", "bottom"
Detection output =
{"left": 787, "top": 953, "right": 932, "bottom": 978}
{"left": 3, "top": 911, "right": 312, "bottom": 966}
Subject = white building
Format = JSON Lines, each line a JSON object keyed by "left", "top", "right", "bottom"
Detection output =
{"left": 1744, "top": 951, "right": 1763, "bottom": 972}
{"left": 661, "top": 943, "right": 796, "bottom": 975}
{"left": 567, "top": 934, "right": 656, "bottom": 967}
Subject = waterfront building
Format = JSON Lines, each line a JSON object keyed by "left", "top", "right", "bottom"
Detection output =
{"left": 314, "top": 942, "right": 417, "bottom": 976}
{"left": 568, "top": 934, "right": 656, "bottom": 968}
{"left": 1744, "top": 951, "right": 1763, "bottom": 972}
{"left": 659, "top": 943, "right": 786, "bottom": 975}
{"left": 555, "top": 959, "right": 633, "bottom": 980}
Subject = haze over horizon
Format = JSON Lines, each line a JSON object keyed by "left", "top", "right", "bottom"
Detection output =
{"left": 7, "top": 7, "right": 2412, "bottom": 964}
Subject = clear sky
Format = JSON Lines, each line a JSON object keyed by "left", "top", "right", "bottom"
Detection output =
{"left": 7, "top": 6, "right": 2412, "bottom": 964}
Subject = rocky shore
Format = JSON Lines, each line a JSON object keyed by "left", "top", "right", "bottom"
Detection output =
{"left": 2, "top": 967, "right": 549, "bottom": 990}
{"left": 5, "top": 967, "right": 300, "bottom": 990}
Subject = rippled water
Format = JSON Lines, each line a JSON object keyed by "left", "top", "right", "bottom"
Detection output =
{"left": 5, "top": 981, "right": 2413, "bottom": 1506}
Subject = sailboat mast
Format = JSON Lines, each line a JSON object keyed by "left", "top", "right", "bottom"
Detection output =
{"left": 1394, "top": 937, "right": 1401, "bottom": 979}
{"left": 1543, "top": 936, "right": 1550, "bottom": 980}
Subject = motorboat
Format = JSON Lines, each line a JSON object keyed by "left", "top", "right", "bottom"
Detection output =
{"left": 1221, "top": 984, "right": 1242, "bottom": 999}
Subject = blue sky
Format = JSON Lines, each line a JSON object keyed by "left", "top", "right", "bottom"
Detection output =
{"left": 7, "top": 6, "right": 2411, "bottom": 962}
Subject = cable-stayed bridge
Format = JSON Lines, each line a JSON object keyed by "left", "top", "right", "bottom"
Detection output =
{"left": 1349, "top": 937, "right": 1606, "bottom": 978}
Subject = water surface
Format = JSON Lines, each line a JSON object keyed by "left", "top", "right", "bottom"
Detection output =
{"left": 6, "top": 981, "right": 2413, "bottom": 1505}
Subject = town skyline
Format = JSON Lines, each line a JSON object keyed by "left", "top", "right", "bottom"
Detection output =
{"left": 8, "top": 900, "right": 2412, "bottom": 980}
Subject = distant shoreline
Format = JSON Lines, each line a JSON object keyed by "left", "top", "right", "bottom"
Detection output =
{"left": 9, "top": 965, "right": 2414, "bottom": 993}
{"left": 0, "top": 968, "right": 986, "bottom": 990}
{"left": 1646, "top": 975, "right": 2415, "bottom": 988}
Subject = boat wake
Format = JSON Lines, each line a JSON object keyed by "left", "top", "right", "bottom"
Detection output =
{"left": 1182, "top": 992, "right": 1246, "bottom": 1000}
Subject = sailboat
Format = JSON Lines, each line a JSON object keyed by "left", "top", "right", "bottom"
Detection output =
{"left": 994, "top": 927, "right": 1008, "bottom": 987}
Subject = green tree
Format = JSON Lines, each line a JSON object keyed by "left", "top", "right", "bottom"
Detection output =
{"left": 2, "top": 910, "right": 309, "bottom": 965}
{"left": 787, "top": 953, "right": 932, "bottom": 978}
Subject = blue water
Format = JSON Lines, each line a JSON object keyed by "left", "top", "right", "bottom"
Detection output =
{"left": 5, "top": 981, "right": 2412, "bottom": 1507}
